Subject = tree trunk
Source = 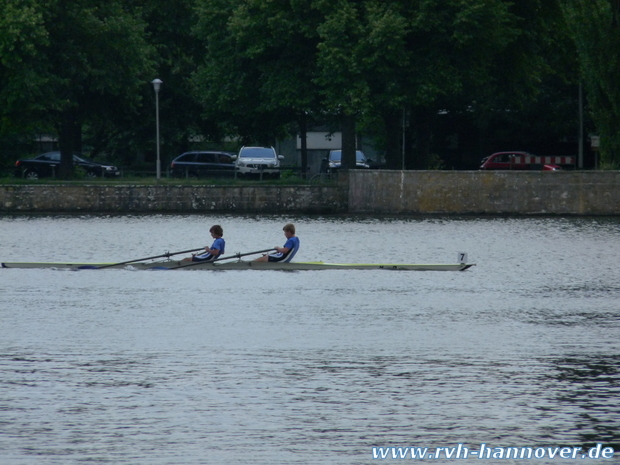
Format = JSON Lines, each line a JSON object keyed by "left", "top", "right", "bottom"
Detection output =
{"left": 383, "top": 108, "right": 403, "bottom": 170}
{"left": 340, "top": 112, "right": 356, "bottom": 170}
{"left": 410, "top": 106, "right": 433, "bottom": 170}
{"left": 299, "top": 113, "right": 308, "bottom": 178}
{"left": 58, "top": 108, "right": 79, "bottom": 179}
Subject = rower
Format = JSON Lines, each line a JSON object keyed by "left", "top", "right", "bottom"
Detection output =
{"left": 180, "top": 225, "right": 225, "bottom": 263}
{"left": 254, "top": 223, "right": 299, "bottom": 262}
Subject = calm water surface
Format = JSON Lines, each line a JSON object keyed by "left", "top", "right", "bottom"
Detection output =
{"left": 1, "top": 214, "right": 619, "bottom": 464}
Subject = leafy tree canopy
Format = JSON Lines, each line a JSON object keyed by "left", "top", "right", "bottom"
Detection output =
{"left": 562, "top": 0, "right": 620, "bottom": 166}
{"left": 0, "top": 0, "right": 155, "bottom": 175}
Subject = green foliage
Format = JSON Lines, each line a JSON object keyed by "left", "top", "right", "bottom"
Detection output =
{"left": 4, "top": 0, "right": 155, "bottom": 117}
{"left": 0, "top": 0, "right": 49, "bottom": 133}
{"left": 193, "top": 0, "right": 319, "bottom": 144}
{"left": 598, "top": 160, "right": 620, "bottom": 170}
{"left": 404, "top": 0, "right": 518, "bottom": 106}
{"left": 279, "top": 169, "right": 296, "bottom": 180}
{"left": 0, "top": 0, "right": 595, "bottom": 174}
{"left": 427, "top": 153, "right": 447, "bottom": 171}
{"left": 137, "top": 0, "right": 213, "bottom": 155}
{"left": 72, "top": 165, "right": 87, "bottom": 179}
{"left": 0, "top": 0, "right": 156, "bottom": 176}
{"left": 315, "top": 1, "right": 371, "bottom": 114}
{"left": 562, "top": 0, "right": 620, "bottom": 165}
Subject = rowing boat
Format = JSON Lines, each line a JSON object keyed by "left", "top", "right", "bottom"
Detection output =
{"left": 1, "top": 260, "right": 474, "bottom": 271}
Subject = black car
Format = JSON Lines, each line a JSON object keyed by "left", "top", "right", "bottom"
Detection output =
{"left": 14, "top": 151, "right": 120, "bottom": 180}
{"left": 320, "top": 150, "right": 370, "bottom": 173}
{"left": 170, "top": 151, "right": 236, "bottom": 178}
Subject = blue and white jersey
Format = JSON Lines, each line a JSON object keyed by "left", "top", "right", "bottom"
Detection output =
{"left": 193, "top": 237, "right": 225, "bottom": 262}
{"left": 267, "top": 236, "right": 300, "bottom": 263}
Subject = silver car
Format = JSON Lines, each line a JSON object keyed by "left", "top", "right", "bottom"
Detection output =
{"left": 235, "top": 146, "right": 284, "bottom": 179}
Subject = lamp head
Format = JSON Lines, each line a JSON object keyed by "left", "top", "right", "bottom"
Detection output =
{"left": 151, "top": 78, "right": 163, "bottom": 93}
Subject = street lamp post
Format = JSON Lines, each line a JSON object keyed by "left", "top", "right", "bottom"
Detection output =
{"left": 151, "top": 79, "right": 163, "bottom": 179}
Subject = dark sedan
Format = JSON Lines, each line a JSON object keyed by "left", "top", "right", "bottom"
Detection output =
{"left": 15, "top": 152, "right": 120, "bottom": 179}
{"left": 320, "top": 150, "right": 370, "bottom": 173}
{"left": 170, "top": 151, "right": 236, "bottom": 178}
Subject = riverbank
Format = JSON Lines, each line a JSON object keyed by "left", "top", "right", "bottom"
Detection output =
{"left": 1, "top": 170, "right": 619, "bottom": 215}
{"left": 348, "top": 170, "right": 620, "bottom": 215}
{"left": 0, "top": 183, "right": 347, "bottom": 214}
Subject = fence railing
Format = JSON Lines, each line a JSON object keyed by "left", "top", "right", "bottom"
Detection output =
{"left": 3, "top": 165, "right": 340, "bottom": 183}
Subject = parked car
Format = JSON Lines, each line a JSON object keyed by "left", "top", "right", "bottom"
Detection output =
{"left": 14, "top": 151, "right": 120, "bottom": 179}
{"left": 170, "top": 151, "right": 236, "bottom": 178}
{"left": 235, "top": 146, "right": 284, "bottom": 178}
{"left": 479, "top": 152, "right": 561, "bottom": 171}
{"left": 321, "top": 150, "right": 370, "bottom": 173}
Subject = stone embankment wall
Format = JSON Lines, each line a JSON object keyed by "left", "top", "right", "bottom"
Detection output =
{"left": 2, "top": 170, "right": 619, "bottom": 215}
{"left": 348, "top": 170, "right": 620, "bottom": 215}
{"left": 0, "top": 185, "right": 347, "bottom": 214}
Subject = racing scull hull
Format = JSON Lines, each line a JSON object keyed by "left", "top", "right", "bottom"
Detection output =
{"left": 2, "top": 260, "right": 474, "bottom": 271}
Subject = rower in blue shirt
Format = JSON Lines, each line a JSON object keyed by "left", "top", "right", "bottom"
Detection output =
{"left": 254, "top": 223, "right": 299, "bottom": 262}
{"left": 181, "top": 225, "right": 225, "bottom": 263}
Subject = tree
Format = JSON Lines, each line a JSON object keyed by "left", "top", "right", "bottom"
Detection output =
{"left": 397, "top": 0, "right": 541, "bottom": 169}
{"left": 313, "top": 0, "right": 547, "bottom": 169}
{"left": 193, "top": 0, "right": 325, "bottom": 175}
{"left": 0, "top": 0, "right": 154, "bottom": 178}
{"left": 139, "top": 0, "right": 212, "bottom": 158}
{"left": 562, "top": 0, "right": 620, "bottom": 167}
{"left": 0, "top": 0, "right": 49, "bottom": 136}
{"left": 227, "top": 0, "right": 324, "bottom": 174}
{"left": 82, "top": 0, "right": 216, "bottom": 170}
{"left": 313, "top": 1, "right": 368, "bottom": 169}
{"left": 194, "top": 0, "right": 282, "bottom": 146}
{"left": 192, "top": 0, "right": 578, "bottom": 172}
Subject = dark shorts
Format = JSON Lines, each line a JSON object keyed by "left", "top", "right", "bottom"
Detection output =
{"left": 267, "top": 253, "right": 289, "bottom": 262}
{"left": 192, "top": 254, "right": 215, "bottom": 262}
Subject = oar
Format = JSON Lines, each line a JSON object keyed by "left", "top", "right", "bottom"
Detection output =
{"left": 161, "top": 248, "right": 276, "bottom": 270}
{"left": 78, "top": 247, "right": 208, "bottom": 270}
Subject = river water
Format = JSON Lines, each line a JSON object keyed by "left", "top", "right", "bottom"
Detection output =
{"left": 1, "top": 214, "right": 619, "bottom": 464}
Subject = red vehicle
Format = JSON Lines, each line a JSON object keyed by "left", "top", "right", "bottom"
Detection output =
{"left": 479, "top": 152, "right": 574, "bottom": 171}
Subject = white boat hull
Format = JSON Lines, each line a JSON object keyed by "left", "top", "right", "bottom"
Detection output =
{"left": 2, "top": 260, "right": 474, "bottom": 271}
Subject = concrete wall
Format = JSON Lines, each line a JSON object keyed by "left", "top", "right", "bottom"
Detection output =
{"left": 0, "top": 185, "right": 348, "bottom": 214}
{"left": 2, "top": 170, "right": 620, "bottom": 215}
{"left": 349, "top": 170, "right": 620, "bottom": 215}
